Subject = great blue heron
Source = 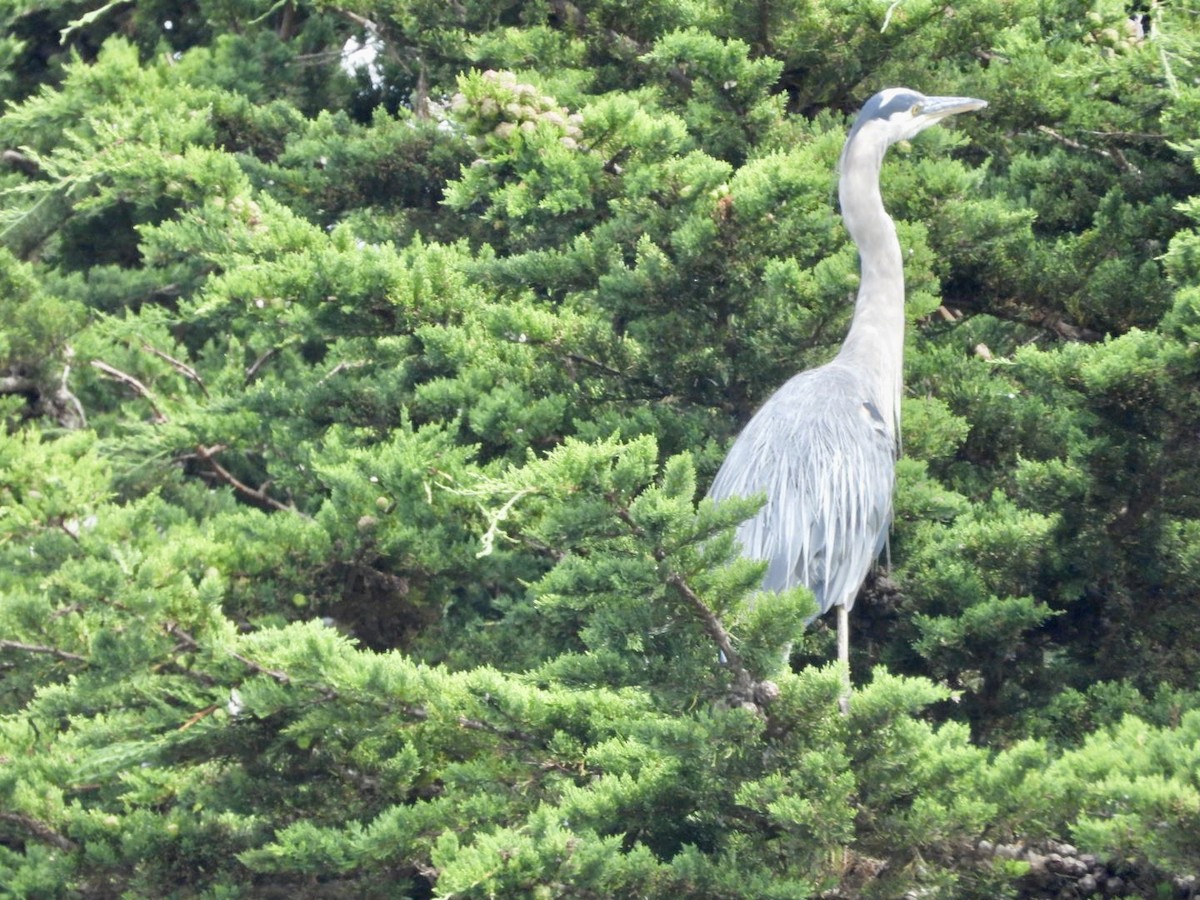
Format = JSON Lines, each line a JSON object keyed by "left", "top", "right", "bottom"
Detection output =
{"left": 708, "top": 88, "right": 986, "bottom": 709}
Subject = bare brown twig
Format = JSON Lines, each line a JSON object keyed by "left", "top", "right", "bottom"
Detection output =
{"left": 245, "top": 347, "right": 279, "bottom": 383}
{"left": 0, "top": 639, "right": 87, "bottom": 663}
{"left": 939, "top": 298, "right": 1103, "bottom": 343}
{"left": 193, "top": 444, "right": 300, "bottom": 515}
{"left": 664, "top": 572, "right": 751, "bottom": 683}
{"left": 611, "top": 506, "right": 764, "bottom": 704}
{"left": 565, "top": 353, "right": 625, "bottom": 377}
{"left": 142, "top": 344, "right": 209, "bottom": 397}
{"left": 91, "top": 360, "right": 167, "bottom": 422}
{"left": 317, "top": 359, "right": 366, "bottom": 385}
{"left": 179, "top": 704, "right": 221, "bottom": 731}
{"left": 1036, "top": 125, "right": 1140, "bottom": 175}
{"left": 338, "top": 8, "right": 378, "bottom": 30}
{"left": 165, "top": 623, "right": 291, "bottom": 684}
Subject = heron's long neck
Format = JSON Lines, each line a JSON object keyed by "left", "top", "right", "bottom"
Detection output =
{"left": 835, "top": 136, "right": 905, "bottom": 438}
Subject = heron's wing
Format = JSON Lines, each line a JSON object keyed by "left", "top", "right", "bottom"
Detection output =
{"left": 708, "top": 365, "right": 895, "bottom": 618}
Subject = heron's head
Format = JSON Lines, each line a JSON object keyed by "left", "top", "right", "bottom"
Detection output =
{"left": 846, "top": 87, "right": 987, "bottom": 151}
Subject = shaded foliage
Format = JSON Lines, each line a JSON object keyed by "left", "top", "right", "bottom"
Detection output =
{"left": 3, "top": 0, "right": 1200, "bottom": 895}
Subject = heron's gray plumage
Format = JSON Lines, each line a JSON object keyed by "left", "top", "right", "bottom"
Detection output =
{"left": 708, "top": 363, "right": 894, "bottom": 618}
{"left": 707, "top": 87, "right": 986, "bottom": 701}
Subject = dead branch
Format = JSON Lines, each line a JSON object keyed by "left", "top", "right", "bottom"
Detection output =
{"left": 0, "top": 374, "right": 36, "bottom": 394}
{"left": 611, "top": 507, "right": 766, "bottom": 707}
{"left": 0, "top": 812, "right": 78, "bottom": 852}
{"left": 143, "top": 344, "right": 209, "bottom": 397}
{"left": 54, "top": 353, "right": 87, "bottom": 429}
{"left": 179, "top": 704, "right": 221, "bottom": 731}
{"left": 565, "top": 353, "right": 625, "bottom": 377}
{"left": 1081, "top": 129, "right": 1167, "bottom": 142}
{"left": 664, "top": 572, "right": 750, "bottom": 685}
{"left": 277, "top": 0, "right": 296, "bottom": 40}
{"left": 338, "top": 8, "right": 379, "bottom": 31}
{"left": 165, "top": 623, "right": 291, "bottom": 684}
{"left": 193, "top": 444, "right": 300, "bottom": 515}
{"left": 942, "top": 295, "right": 1103, "bottom": 343}
{"left": 396, "top": 697, "right": 537, "bottom": 742}
{"left": 2, "top": 368, "right": 87, "bottom": 429}
{"left": 245, "top": 347, "right": 279, "bottom": 383}
{"left": 317, "top": 359, "right": 366, "bottom": 385}
{"left": 0, "top": 639, "right": 87, "bottom": 662}
{"left": 1, "top": 149, "right": 41, "bottom": 176}
{"left": 90, "top": 360, "right": 167, "bottom": 422}
{"left": 1036, "top": 125, "right": 1140, "bottom": 175}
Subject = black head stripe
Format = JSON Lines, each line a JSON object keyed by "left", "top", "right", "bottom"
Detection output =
{"left": 860, "top": 89, "right": 922, "bottom": 123}
{"left": 846, "top": 89, "right": 923, "bottom": 145}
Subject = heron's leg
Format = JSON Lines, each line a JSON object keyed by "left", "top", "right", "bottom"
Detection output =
{"left": 837, "top": 603, "right": 850, "bottom": 715}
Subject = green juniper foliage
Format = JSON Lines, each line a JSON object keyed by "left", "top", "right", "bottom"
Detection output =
{"left": 3, "top": 0, "right": 1200, "bottom": 896}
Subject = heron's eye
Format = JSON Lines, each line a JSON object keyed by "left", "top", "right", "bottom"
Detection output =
{"left": 910, "top": 103, "right": 923, "bottom": 116}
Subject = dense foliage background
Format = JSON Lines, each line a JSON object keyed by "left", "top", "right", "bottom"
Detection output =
{"left": 3, "top": 0, "right": 1200, "bottom": 895}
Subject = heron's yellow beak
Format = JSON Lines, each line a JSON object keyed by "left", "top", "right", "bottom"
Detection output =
{"left": 919, "top": 96, "right": 988, "bottom": 120}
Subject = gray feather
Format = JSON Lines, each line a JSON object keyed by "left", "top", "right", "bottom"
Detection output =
{"left": 708, "top": 361, "right": 895, "bottom": 619}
